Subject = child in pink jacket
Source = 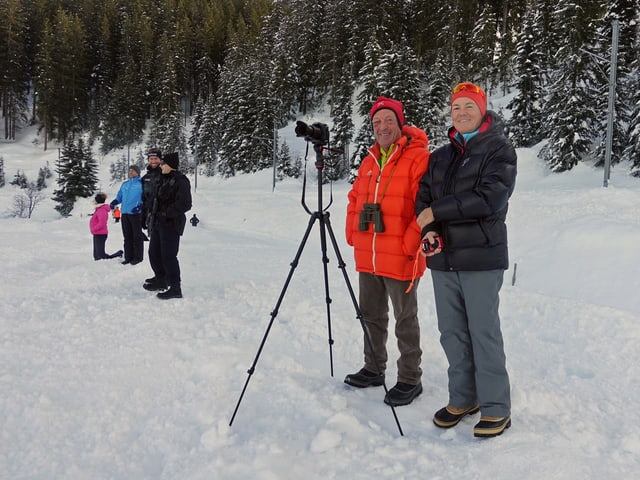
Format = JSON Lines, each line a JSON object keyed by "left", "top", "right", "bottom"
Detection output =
{"left": 90, "top": 193, "right": 122, "bottom": 260}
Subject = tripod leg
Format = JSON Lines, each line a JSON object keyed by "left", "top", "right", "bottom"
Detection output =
{"left": 229, "top": 213, "right": 319, "bottom": 427}
{"left": 322, "top": 212, "right": 405, "bottom": 436}
{"left": 317, "top": 212, "right": 335, "bottom": 377}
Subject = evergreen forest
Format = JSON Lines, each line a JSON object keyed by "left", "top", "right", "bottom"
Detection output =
{"left": 1, "top": 0, "right": 639, "bottom": 178}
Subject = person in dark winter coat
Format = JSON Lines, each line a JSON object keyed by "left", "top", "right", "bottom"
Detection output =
{"left": 141, "top": 148, "right": 163, "bottom": 230}
{"left": 415, "top": 82, "right": 517, "bottom": 438}
{"left": 143, "top": 152, "right": 192, "bottom": 299}
{"left": 110, "top": 165, "right": 144, "bottom": 265}
{"left": 189, "top": 214, "right": 199, "bottom": 227}
{"left": 90, "top": 193, "right": 123, "bottom": 260}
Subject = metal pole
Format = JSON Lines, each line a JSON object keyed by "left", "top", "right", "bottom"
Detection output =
{"left": 603, "top": 19, "right": 619, "bottom": 188}
{"left": 272, "top": 124, "right": 277, "bottom": 192}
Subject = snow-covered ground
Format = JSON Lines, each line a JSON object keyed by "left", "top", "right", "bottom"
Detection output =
{"left": 1, "top": 118, "right": 639, "bottom": 479}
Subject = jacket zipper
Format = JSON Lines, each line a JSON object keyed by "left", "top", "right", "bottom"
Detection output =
{"left": 369, "top": 145, "right": 399, "bottom": 273}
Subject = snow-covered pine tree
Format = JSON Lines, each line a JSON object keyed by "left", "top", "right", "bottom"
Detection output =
{"left": 508, "top": 6, "right": 546, "bottom": 147}
{"left": 10, "top": 170, "right": 28, "bottom": 189}
{"left": 469, "top": 5, "right": 499, "bottom": 88}
{"left": 540, "top": 0, "right": 599, "bottom": 172}
{"left": 52, "top": 138, "right": 98, "bottom": 216}
{"left": 214, "top": 24, "right": 274, "bottom": 177}
{"left": 329, "top": 61, "right": 355, "bottom": 181}
{"left": 148, "top": 32, "right": 188, "bottom": 166}
{"left": 417, "top": 59, "right": 451, "bottom": 151}
{"left": 0, "top": 0, "right": 29, "bottom": 141}
{"left": 625, "top": 14, "right": 640, "bottom": 175}
{"left": 99, "top": 51, "right": 146, "bottom": 154}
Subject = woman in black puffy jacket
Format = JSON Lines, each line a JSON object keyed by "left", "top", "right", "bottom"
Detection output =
{"left": 416, "top": 82, "right": 517, "bottom": 438}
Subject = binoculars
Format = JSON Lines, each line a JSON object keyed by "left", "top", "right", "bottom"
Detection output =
{"left": 358, "top": 203, "right": 385, "bottom": 233}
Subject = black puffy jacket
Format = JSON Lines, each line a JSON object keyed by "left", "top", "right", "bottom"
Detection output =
{"left": 153, "top": 171, "right": 192, "bottom": 235}
{"left": 415, "top": 111, "right": 517, "bottom": 271}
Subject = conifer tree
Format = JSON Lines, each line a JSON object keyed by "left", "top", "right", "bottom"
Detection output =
{"left": 214, "top": 24, "right": 274, "bottom": 177}
{"left": 470, "top": 5, "right": 499, "bottom": 86}
{"left": 508, "top": 6, "right": 546, "bottom": 147}
{"left": 540, "top": 0, "right": 599, "bottom": 172}
{"left": 34, "top": 9, "right": 90, "bottom": 147}
{"left": 149, "top": 32, "right": 188, "bottom": 162}
{"left": 419, "top": 65, "right": 452, "bottom": 150}
{"left": 0, "top": 0, "right": 29, "bottom": 140}
{"left": 625, "top": 22, "right": 640, "bottom": 175}
{"left": 0, "top": 156, "right": 5, "bottom": 187}
{"left": 276, "top": 140, "right": 294, "bottom": 181}
{"left": 10, "top": 170, "right": 28, "bottom": 189}
{"left": 100, "top": 52, "right": 146, "bottom": 153}
{"left": 52, "top": 138, "right": 98, "bottom": 216}
{"left": 329, "top": 61, "right": 355, "bottom": 181}
{"left": 190, "top": 96, "right": 219, "bottom": 176}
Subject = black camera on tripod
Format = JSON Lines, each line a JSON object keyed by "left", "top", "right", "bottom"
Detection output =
{"left": 358, "top": 203, "right": 385, "bottom": 232}
{"left": 295, "top": 120, "right": 329, "bottom": 145}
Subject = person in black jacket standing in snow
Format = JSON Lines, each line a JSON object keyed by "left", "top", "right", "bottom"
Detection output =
{"left": 143, "top": 152, "right": 192, "bottom": 299}
{"left": 141, "top": 147, "right": 163, "bottom": 230}
{"left": 415, "top": 82, "right": 517, "bottom": 438}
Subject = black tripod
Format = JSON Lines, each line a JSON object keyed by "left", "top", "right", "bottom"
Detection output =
{"left": 229, "top": 139, "right": 404, "bottom": 436}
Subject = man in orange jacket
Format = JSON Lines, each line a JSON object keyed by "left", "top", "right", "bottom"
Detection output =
{"left": 344, "top": 96, "right": 430, "bottom": 406}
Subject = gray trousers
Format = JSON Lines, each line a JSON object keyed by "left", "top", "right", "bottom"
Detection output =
{"left": 431, "top": 270, "right": 511, "bottom": 418}
{"left": 359, "top": 273, "right": 422, "bottom": 385}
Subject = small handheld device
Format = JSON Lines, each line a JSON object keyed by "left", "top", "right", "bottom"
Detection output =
{"left": 422, "top": 237, "right": 443, "bottom": 253}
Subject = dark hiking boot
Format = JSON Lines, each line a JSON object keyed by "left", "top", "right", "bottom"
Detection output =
{"left": 473, "top": 416, "right": 511, "bottom": 438}
{"left": 344, "top": 368, "right": 385, "bottom": 388}
{"left": 143, "top": 277, "right": 168, "bottom": 291}
{"left": 433, "top": 405, "right": 480, "bottom": 428}
{"left": 157, "top": 286, "right": 182, "bottom": 299}
{"left": 384, "top": 382, "right": 422, "bottom": 406}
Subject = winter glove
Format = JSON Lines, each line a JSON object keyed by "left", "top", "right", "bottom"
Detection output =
{"left": 109, "top": 200, "right": 117, "bottom": 210}
{"left": 132, "top": 205, "right": 141, "bottom": 214}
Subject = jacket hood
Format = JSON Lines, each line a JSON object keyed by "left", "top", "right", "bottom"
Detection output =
{"left": 370, "top": 124, "right": 429, "bottom": 157}
{"left": 448, "top": 110, "right": 506, "bottom": 148}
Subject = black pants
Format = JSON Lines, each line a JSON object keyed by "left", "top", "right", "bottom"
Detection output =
{"left": 93, "top": 234, "right": 108, "bottom": 260}
{"left": 121, "top": 214, "right": 144, "bottom": 262}
{"left": 93, "top": 234, "right": 120, "bottom": 260}
{"left": 148, "top": 225, "right": 182, "bottom": 287}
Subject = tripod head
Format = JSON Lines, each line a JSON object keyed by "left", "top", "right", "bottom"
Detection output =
{"left": 295, "top": 120, "right": 329, "bottom": 146}
{"left": 295, "top": 120, "right": 337, "bottom": 215}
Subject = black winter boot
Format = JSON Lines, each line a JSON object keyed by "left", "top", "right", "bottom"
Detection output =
{"left": 383, "top": 382, "right": 423, "bottom": 406}
{"left": 157, "top": 285, "right": 182, "bottom": 299}
{"left": 344, "top": 368, "right": 385, "bottom": 388}
{"left": 143, "top": 277, "right": 168, "bottom": 291}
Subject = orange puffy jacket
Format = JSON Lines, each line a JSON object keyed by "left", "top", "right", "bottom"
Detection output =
{"left": 346, "top": 125, "right": 429, "bottom": 281}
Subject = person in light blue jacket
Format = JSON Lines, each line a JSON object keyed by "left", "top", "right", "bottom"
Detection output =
{"left": 110, "top": 165, "right": 144, "bottom": 265}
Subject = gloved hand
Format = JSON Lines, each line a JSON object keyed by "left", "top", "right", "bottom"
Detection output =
{"left": 132, "top": 205, "right": 141, "bottom": 214}
{"left": 109, "top": 200, "right": 117, "bottom": 210}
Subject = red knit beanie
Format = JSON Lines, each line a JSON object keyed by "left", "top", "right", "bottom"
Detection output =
{"left": 451, "top": 82, "right": 487, "bottom": 116}
{"left": 369, "top": 96, "right": 404, "bottom": 127}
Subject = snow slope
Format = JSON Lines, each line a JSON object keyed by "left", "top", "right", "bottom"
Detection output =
{"left": 1, "top": 122, "right": 639, "bottom": 479}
